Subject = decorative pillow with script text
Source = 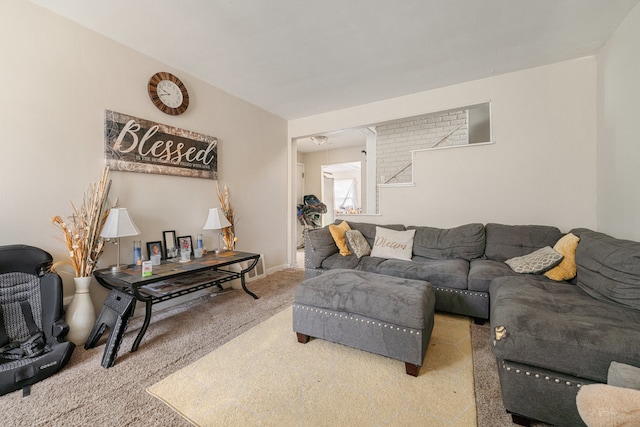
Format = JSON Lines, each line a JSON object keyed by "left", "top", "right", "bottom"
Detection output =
{"left": 370, "top": 226, "right": 416, "bottom": 261}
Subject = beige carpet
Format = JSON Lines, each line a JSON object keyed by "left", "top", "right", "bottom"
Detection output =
{"left": 0, "top": 267, "right": 523, "bottom": 426}
{"left": 148, "top": 307, "right": 476, "bottom": 426}
{"left": 0, "top": 268, "right": 305, "bottom": 427}
{"left": 472, "top": 321, "right": 514, "bottom": 426}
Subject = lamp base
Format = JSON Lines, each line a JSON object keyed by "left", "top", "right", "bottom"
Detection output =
{"left": 109, "top": 264, "right": 124, "bottom": 273}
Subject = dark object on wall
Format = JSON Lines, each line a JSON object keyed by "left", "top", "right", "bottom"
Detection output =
{"left": 0, "top": 245, "right": 75, "bottom": 397}
{"left": 148, "top": 71, "right": 189, "bottom": 116}
{"left": 104, "top": 110, "right": 217, "bottom": 179}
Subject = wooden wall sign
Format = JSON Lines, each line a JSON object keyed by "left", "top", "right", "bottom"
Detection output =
{"left": 104, "top": 110, "right": 217, "bottom": 179}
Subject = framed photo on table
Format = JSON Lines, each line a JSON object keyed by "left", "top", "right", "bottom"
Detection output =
{"left": 177, "top": 235, "right": 193, "bottom": 255}
{"left": 146, "top": 241, "right": 164, "bottom": 260}
{"left": 163, "top": 230, "right": 177, "bottom": 258}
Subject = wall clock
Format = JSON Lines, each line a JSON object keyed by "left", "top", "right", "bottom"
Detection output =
{"left": 148, "top": 72, "right": 189, "bottom": 115}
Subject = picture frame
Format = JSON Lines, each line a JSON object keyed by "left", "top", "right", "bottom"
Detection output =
{"left": 177, "top": 235, "right": 193, "bottom": 255}
{"left": 146, "top": 241, "right": 164, "bottom": 260}
{"left": 163, "top": 230, "right": 177, "bottom": 259}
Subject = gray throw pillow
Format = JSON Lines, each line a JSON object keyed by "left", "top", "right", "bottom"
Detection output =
{"left": 608, "top": 362, "right": 640, "bottom": 390}
{"left": 505, "top": 246, "right": 563, "bottom": 274}
{"left": 345, "top": 230, "right": 371, "bottom": 258}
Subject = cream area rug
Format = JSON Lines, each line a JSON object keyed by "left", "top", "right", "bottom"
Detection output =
{"left": 148, "top": 307, "right": 476, "bottom": 426}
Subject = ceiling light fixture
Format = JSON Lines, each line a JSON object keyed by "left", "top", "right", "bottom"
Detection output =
{"left": 311, "top": 135, "right": 328, "bottom": 146}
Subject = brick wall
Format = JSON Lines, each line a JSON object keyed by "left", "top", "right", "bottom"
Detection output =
{"left": 376, "top": 110, "right": 469, "bottom": 184}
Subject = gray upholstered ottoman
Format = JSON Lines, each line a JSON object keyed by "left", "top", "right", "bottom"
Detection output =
{"left": 293, "top": 269, "right": 435, "bottom": 376}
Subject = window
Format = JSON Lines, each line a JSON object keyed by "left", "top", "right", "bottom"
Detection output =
{"left": 334, "top": 178, "right": 360, "bottom": 214}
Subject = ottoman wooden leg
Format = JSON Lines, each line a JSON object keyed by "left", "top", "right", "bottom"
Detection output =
{"left": 405, "top": 363, "right": 420, "bottom": 377}
{"left": 296, "top": 332, "right": 310, "bottom": 344}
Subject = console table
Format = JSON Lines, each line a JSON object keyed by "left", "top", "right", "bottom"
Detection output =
{"left": 94, "top": 251, "right": 261, "bottom": 352}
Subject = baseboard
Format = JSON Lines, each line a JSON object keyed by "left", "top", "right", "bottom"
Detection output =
{"left": 245, "top": 253, "right": 266, "bottom": 282}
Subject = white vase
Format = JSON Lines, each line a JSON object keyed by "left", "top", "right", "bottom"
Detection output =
{"left": 65, "top": 276, "right": 96, "bottom": 346}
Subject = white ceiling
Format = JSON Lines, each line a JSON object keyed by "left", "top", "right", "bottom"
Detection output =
{"left": 31, "top": 0, "right": 638, "bottom": 125}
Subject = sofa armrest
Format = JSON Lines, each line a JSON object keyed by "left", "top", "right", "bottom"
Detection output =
{"left": 304, "top": 228, "right": 338, "bottom": 269}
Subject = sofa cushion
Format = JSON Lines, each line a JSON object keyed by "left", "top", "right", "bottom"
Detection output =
{"left": 320, "top": 252, "right": 361, "bottom": 270}
{"left": 468, "top": 259, "right": 519, "bottom": 292}
{"left": 575, "top": 230, "right": 640, "bottom": 311}
{"left": 484, "top": 223, "right": 563, "bottom": 262}
{"left": 504, "top": 246, "right": 563, "bottom": 274}
{"left": 407, "top": 223, "right": 485, "bottom": 261}
{"left": 490, "top": 276, "right": 640, "bottom": 383}
{"left": 544, "top": 232, "right": 580, "bottom": 281}
{"left": 370, "top": 227, "right": 416, "bottom": 261}
{"left": 305, "top": 227, "right": 338, "bottom": 268}
{"left": 360, "top": 257, "right": 469, "bottom": 290}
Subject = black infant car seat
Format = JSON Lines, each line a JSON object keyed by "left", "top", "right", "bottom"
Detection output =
{"left": 0, "top": 245, "right": 75, "bottom": 396}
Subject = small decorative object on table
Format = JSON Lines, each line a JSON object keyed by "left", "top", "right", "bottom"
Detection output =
{"left": 142, "top": 261, "right": 152, "bottom": 277}
{"left": 146, "top": 241, "right": 163, "bottom": 265}
{"left": 162, "top": 230, "right": 177, "bottom": 259}
{"left": 51, "top": 166, "right": 112, "bottom": 345}
{"left": 177, "top": 236, "right": 193, "bottom": 254}
{"left": 133, "top": 240, "right": 142, "bottom": 265}
{"left": 178, "top": 235, "right": 192, "bottom": 262}
{"left": 217, "top": 182, "right": 238, "bottom": 251}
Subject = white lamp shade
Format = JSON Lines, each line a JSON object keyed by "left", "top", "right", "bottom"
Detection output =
{"left": 100, "top": 208, "right": 141, "bottom": 238}
{"left": 203, "top": 208, "right": 231, "bottom": 230}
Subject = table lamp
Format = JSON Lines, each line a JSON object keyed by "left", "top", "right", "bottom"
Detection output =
{"left": 203, "top": 208, "right": 231, "bottom": 254}
{"left": 100, "top": 207, "right": 141, "bottom": 272}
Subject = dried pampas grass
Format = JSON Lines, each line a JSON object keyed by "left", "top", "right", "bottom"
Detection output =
{"left": 52, "top": 166, "right": 112, "bottom": 277}
{"left": 216, "top": 182, "right": 237, "bottom": 251}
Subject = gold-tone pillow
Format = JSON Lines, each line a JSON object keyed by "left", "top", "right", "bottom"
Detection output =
{"left": 329, "top": 221, "right": 352, "bottom": 256}
{"left": 544, "top": 233, "right": 580, "bottom": 281}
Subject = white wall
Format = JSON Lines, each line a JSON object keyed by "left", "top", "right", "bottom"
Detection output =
{"left": 290, "top": 58, "right": 597, "bottom": 233}
{"left": 596, "top": 2, "right": 640, "bottom": 241}
{"left": 0, "top": 1, "right": 288, "bottom": 304}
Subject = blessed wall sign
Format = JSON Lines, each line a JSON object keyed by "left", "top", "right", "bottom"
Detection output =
{"left": 104, "top": 110, "right": 217, "bottom": 179}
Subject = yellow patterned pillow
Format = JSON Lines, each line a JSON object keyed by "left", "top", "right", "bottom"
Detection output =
{"left": 329, "top": 221, "right": 352, "bottom": 256}
{"left": 544, "top": 233, "right": 580, "bottom": 281}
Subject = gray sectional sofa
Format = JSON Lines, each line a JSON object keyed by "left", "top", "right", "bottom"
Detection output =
{"left": 304, "top": 220, "right": 640, "bottom": 426}
{"left": 304, "top": 221, "right": 564, "bottom": 321}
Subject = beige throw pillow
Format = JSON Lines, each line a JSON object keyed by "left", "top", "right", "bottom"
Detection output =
{"left": 370, "top": 226, "right": 415, "bottom": 261}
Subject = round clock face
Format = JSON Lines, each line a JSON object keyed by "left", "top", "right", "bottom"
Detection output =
{"left": 157, "top": 80, "right": 183, "bottom": 108}
{"left": 148, "top": 72, "right": 189, "bottom": 115}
